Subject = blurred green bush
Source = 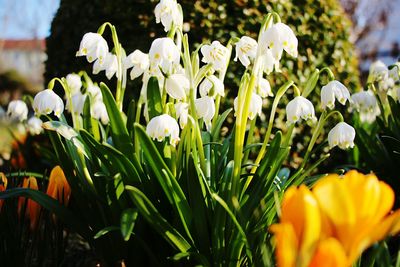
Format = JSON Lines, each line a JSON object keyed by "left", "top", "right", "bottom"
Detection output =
{"left": 45, "top": 0, "right": 360, "bottom": 90}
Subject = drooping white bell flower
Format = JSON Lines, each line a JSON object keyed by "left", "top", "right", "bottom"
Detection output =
{"left": 124, "top": 50, "right": 150, "bottom": 80}
{"left": 286, "top": 96, "right": 316, "bottom": 124}
{"left": 199, "top": 75, "right": 225, "bottom": 98}
{"left": 175, "top": 102, "right": 189, "bottom": 129}
{"left": 76, "top": 32, "right": 109, "bottom": 64}
{"left": 7, "top": 100, "right": 28, "bottom": 121}
{"left": 146, "top": 114, "right": 180, "bottom": 146}
{"left": 66, "top": 92, "right": 87, "bottom": 115}
{"left": 260, "top": 22, "right": 298, "bottom": 61}
{"left": 33, "top": 89, "right": 64, "bottom": 118}
{"left": 378, "top": 77, "right": 395, "bottom": 91}
{"left": 233, "top": 93, "right": 263, "bottom": 120}
{"left": 389, "top": 67, "right": 399, "bottom": 81}
{"left": 328, "top": 122, "right": 355, "bottom": 150}
{"left": 320, "top": 80, "right": 351, "bottom": 110}
{"left": 201, "top": 41, "right": 229, "bottom": 72}
{"left": 165, "top": 74, "right": 190, "bottom": 101}
{"left": 154, "top": 0, "right": 183, "bottom": 32}
{"left": 149, "top": 37, "right": 180, "bottom": 74}
{"left": 260, "top": 49, "right": 280, "bottom": 75}
{"left": 87, "top": 84, "right": 102, "bottom": 102}
{"left": 91, "top": 101, "right": 109, "bottom": 125}
{"left": 256, "top": 77, "right": 273, "bottom": 98}
{"left": 93, "top": 52, "right": 118, "bottom": 80}
{"left": 195, "top": 96, "right": 215, "bottom": 132}
{"left": 66, "top": 73, "right": 82, "bottom": 95}
{"left": 368, "top": 60, "right": 388, "bottom": 82}
{"left": 26, "top": 117, "right": 43, "bottom": 135}
{"left": 234, "top": 36, "right": 258, "bottom": 68}
{"left": 351, "top": 90, "right": 380, "bottom": 123}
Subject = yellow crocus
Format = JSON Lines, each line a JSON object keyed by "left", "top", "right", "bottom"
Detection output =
{"left": 271, "top": 170, "right": 400, "bottom": 267}
{"left": 46, "top": 166, "right": 71, "bottom": 205}
{"left": 18, "top": 176, "right": 41, "bottom": 230}
{"left": 312, "top": 170, "right": 400, "bottom": 265}
{"left": 270, "top": 185, "right": 321, "bottom": 267}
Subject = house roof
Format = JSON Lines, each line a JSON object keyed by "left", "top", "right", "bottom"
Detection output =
{"left": 0, "top": 39, "right": 46, "bottom": 51}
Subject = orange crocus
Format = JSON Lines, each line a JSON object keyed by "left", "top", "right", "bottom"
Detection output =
{"left": 0, "top": 172, "right": 7, "bottom": 210}
{"left": 18, "top": 176, "right": 41, "bottom": 230}
{"left": 46, "top": 166, "right": 71, "bottom": 205}
{"left": 271, "top": 170, "right": 400, "bottom": 267}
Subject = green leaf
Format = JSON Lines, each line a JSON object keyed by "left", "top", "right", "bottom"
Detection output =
{"left": 99, "top": 82, "right": 135, "bottom": 161}
{"left": 134, "top": 123, "right": 192, "bottom": 233}
{"left": 126, "top": 99, "right": 136, "bottom": 138}
{"left": 147, "top": 77, "right": 163, "bottom": 119}
{"left": 0, "top": 188, "right": 90, "bottom": 240}
{"left": 120, "top": 208, "right": 138, "bottom": 241}
{"left": 125, "top": 185, "right": 191, "bottom": 252}
{"left": 211, "top": 108, "right": 232, "bottom": 141}
{"left": 94, "top": 226, "right": 120, "bottom": 239}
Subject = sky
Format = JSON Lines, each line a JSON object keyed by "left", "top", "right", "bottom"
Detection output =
{"left": 0, "top": 0, "right": 60, "bottom": 39}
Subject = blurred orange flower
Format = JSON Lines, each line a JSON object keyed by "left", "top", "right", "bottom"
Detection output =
{"left": 46, "top": 166, "right": 71, "bottom": 205}
{"left": 271, "top": 170, "right": 400, "bottom": 267}
{"left": 0, "top": 172, "right": 7, "bottom": 210}
{"left": 18, "top": 176, "right": 41, "bottom": 230}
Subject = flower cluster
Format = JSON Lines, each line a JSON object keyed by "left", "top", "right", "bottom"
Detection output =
{"left": 271, "top": 170, "right": 400, "bottom": 267}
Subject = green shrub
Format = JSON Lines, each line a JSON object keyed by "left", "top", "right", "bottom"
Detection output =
{"left": 46, "top": 0, "right": 360, "bottom": 90}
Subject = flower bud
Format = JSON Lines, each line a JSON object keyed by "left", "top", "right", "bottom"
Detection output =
{"left": 46, "top": 166, "right": 71, "bottom": 205}
{"left": 175, "top": 102, "right": 189, "bottom": 129}
{"left": 18, "top": 177, "right": 40, "bottom": 230}
{"left": 66, "top": 73, "right": 82, "bottom": 95}
{"left": 199, "top": 75, "right": 225, "bottom": 98}
{"left": 91, "top": 101, "right": 109, "bottom": 125}
{"left": 27, "top": 117, "right": 43, "bottom": 135}
{"left": 257, "top": 77, "right": 273, "bottom": 98}
{"left": 195, "top": 96, "right": 215, "bottom": 132}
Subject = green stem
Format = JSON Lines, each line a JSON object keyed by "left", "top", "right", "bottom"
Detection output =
{"left": 319, "top": 67, "right": 335, "bottom": 80}
{"left": 243, "top": 117, "right": 257, "bottom": 164}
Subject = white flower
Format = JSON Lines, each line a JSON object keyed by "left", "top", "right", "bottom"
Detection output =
{"left": 7, "top": 100, "right": 28, "bottom": 121}
{"left": 33, "top": 89, "right": 64, "bottom": 118}
{"left": 378, "top": 77, "right": 395, "bottom": 91}
{"left": 260, "top": 49, "right": 280, "bottom": 75}
{"left": 320, "top": 80, "right": 351, "bottom": 109}
{"left": 146, "top": 114, "right": 180, "bottom": 146}
{"left": 234, "top": 36, "right": 258, "bottom": 67}
{"left": 124, "top": 50, "right": 150, "bottom": 80}
{"left": 256, "top": 77, "right": 273, "bottom": 98}
{"left": 66, "top": 92, "right": 87, "bottom": 114}
{"left": 195, "top": 96, "right": 215, "bottom": 132}
{"left": 149, "top": 37, "right": 180, "bottom": 74}
{"left": 351, "top": 91, "right": 380, "bottom": 123}
{"left": 165, "top": 74, "right": 190, "bottom": 100}
{"left": 175, "top": 102, "right": 189, "bottom": 129}
{"left": 199, "top": 75, "right": 225, "bottom": 98}
{"left": 368, "top": 60, "right": 388, "bottom": 82}
{"left": 201, "top": 41, "right": 229, "bottom": 72}
{"left": 234, "top": 93, "right": 262, "bottom": 120}
{"left": 328, "top": 122, "right": 355, "bottom": 150}
{"left": 389, "top": 66, "right": 399, "bottom": 81}
{"left": 286, "top": 96, "right": 316, "bottom": 124}
{"left": 27, "top": 117, "right": 43, "bottom": 135}
{"left": 93, "top": 52, "right": 118, "bottom": 80}
{"left": 76, "top": 32, "right": 109, "bottom": 64}
{"left": 87, "top": 85, "right": 102, "bottom": 102}
{"left": 91, "top": 101, "right": 109, "bottom": 125}
{"left": 260, "top": 22, "right": 298, "bottom": 61}
{"left": 66, "top": 73, "right": 82, "bottom": 95}
{"left": 154, "top": 0, "right": 183, "bottom": 32}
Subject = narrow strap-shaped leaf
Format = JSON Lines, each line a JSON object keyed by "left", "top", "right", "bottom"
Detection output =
{"left": 147, "top": 77, "right": 163, "bottom": 119}
{"left": 0, "top": 188, "right": 91, "bottom": 240}
{"left": 100, "top": 82, "right": 135, "bottom": 161}
{"left": 125, "top": 185, "right": 191, "bottom": 252}
{"left": 120, "top": 208, "right": 138, "bottom": 241}
{"left": 94, "top": 226, "right": 120, "bottom": 239}
{"left": 211, "top": 108, "right": 232, "bottom": 141}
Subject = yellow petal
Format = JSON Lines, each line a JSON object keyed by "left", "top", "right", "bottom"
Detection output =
{"left": 308, "top": 238, "right": 348, "bottom": 267}
{"left": 270, "top": 223, "right": 298, "bottom": 267}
